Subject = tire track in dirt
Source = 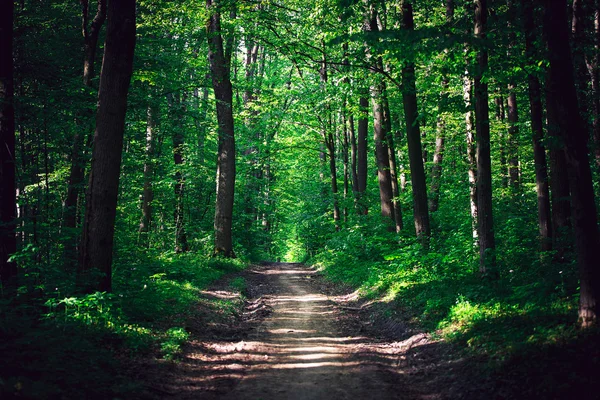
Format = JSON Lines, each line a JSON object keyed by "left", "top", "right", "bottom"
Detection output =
{"left": 149, "top": 262, "right": 464, "bottom": 399}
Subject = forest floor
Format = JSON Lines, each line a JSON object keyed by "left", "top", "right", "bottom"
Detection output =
{"left": 131, "top": 262, "right": 494, "bottom": 399}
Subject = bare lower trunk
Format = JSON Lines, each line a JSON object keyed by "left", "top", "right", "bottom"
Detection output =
{"left": 546, "top": 0, "right": 600, "bottom": 327}
{"left": 139, "top": 103, "right": 156, "bottom": 241}
{"left": 522, "top": 0, "right": 552, "bottom": 252}
{"left": 507, "top": 88, "right": 520, "bottom": 189}
{"left": 356, "top": 96, "right": 369, "bottom": 215}
{"left": 167, "top": 93, "right": 189, "bottom": 253}
{"left": 474, "top": 0, "right": 496, "bottom": 276}
{"left": 546, "top": 76, "right": 572, "bottom": 258}
{"left": 64, "top": 0, "right": 107, "bottom": 269}
{"left": 464, "top": 70, "right": 478, "bottom": 244}
{"left": 383, "top": 86, "right": 402, "bottom": 232}
{"left": 372, "top": 83, "right": 395, "bottom": 227}
{"left": 208, "top": 0, "right": 236, "bottom": 257}
{"left": 78, "top": 0, "right": 136, "bottom": 292}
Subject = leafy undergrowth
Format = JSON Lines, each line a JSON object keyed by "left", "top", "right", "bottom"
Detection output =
{"left": 0, "top": 251, "right": 247, "bottom": 399}
{"left": 310, "top": 228, "right": 600, "bottom": 397}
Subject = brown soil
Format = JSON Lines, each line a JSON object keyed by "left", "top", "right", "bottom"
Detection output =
{"left": 133, "top": 262, "right": 492, "bottom": 399}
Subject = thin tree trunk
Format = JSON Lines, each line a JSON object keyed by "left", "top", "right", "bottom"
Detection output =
{"left": 571, "top": 0, "right": 591, "bottom": 128}
{"left": 81, "top": 0, "right": 107, "bottom": 86}
{"left": 320, "top": 52, "right": 340, "bottom": 228}
{"left": 506, "top": 0, "right": 520, "bottom": 189}
{"left": 430, "top": 0, "right": 453, "bottom": 214}
{"left": 349, "top": 112, "right": 359, "bottom": 195}
{"left": 383, "top": 85, "right": 402, "bottom": 232}
{"left": 342, "top": 111, "right": 350, "bottom": 223}
{"left": 431, "top": 0, "right": 453, "bottom": 217}
{"left": 545, "top": 0, "right": 600, "bottom": 327}
{"left": 139, "top": 103, "right": 156, "bottom": 242}
{"left": 64, "top": 0, "right": 107, "bottom": 268}
{"left": 207, "top": 0, "right": 236, "bottom": 257}
{"left": 372, "top": 82, "right": 395, "bottom": 227}
{"left": 495, "top": 94, "right": 508, "bottom": 188}
{"left": 78, "top": 0, "right": 136, "bottom": 293}
{"left": 522, "top": 0, "right": 552, "bottom": 252}
{"left": 0, "top": 0, "right": 17, "bottom": 291}
{"left": 464, "top": 67, "right": 478, "bottom": 244}
{"left": 402, "top": 0, "right": 430, "bottom": 241}
{"left": 167, "top": 93, "right": 189, "bottom": 253}
{"left": 356, "top": 95, "right": 369, "bottom": 214}
{"left": 474, "top": 0, "right": 496, "bottom": 276}
{"left": 546, "top": 76, "right": 571, "bottom": 258}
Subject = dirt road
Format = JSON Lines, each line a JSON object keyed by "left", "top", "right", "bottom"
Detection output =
{"left": 151, "top": 263, "right": 465, "bottom": 399}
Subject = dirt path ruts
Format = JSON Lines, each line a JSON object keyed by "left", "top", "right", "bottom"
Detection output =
{"left": 151, "top": 263, "right": 454, "bottom": 399}
{"left": 221, "top": 263, "right": 414, "bottom": 399}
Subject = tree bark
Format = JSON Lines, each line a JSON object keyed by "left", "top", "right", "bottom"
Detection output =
{"left": 546, "top": 76, "right": 572, "bottom": 258}
{"left": 401, "top": 0, "right": 430, "bottom": 241}
{"left": 139, "top": 103, "right": 156, "bottom": 242}
{"left": 464, "top": 65, "right": 478, "bottom": 244}
{"left": 545, "top": 0, "right": 600, "bottom": 327}
{"left": 474, "top": 0, "right": 496, "bottom": 275}
{"left": 207, "top": 0, "right": 236, "bottom": 257}
{"left": 0, "top": 0, "right": 17, "bottom": 290}
{"left": 522, "top": 0, "right": 552, "bottom": 252}
{"left": 429, "top": 0, "right": 453, "bottom": 214}
{"left": 167, "top": 93, "right": 189, "bottom": 253}
{"left": 383, "top": 85, "right": 402, "bottom": 232}
{"left": 64, "top": 0, "right": 107, "bottom": 268}
{"left": 78, "top": 0, "right": 136, "bottom": 293}
{"left": 506, "top": 0, "right": 519, "bottom": 190}
{"left": 356, "top": 95, "right": 369, "bottom": 214}
{"left": 372, "top": 81, "right": 395, "bottom": 227}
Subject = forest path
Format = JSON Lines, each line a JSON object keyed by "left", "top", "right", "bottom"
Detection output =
{"left": 155, "top": 262, "right": 453, "bottom": 399}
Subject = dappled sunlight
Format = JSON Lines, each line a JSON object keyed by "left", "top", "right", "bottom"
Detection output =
{"left": 200, "top": 289, "right": 239, "bottom": 299}
{"left": 253, "top": 268, "right": 317, "bottom": 276}
{"left": 153, "top": 263, "right": 445, "bottom": 399}
{"left": 267, "top": 328, "right": 317, "bottom": 334}
{"left": 269, "top": 294, "right": 329, "bottom": 303}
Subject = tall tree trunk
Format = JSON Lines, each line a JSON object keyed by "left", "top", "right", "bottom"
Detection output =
{"left": 207, "top": 0, "right": 236, "bottom": 257}
{"left": 495, "top": 94, "right": 508, "bottom": 188}
{"left": 372, "top": 82, "right": 395, "bottom": 227}
{"left": 506, "top": 89, "right": 520, "bottom": 189}
{"left": 546, "top": 76, "right": 572, "bottom": 258}
{"left": 571, "top": 0, "right": 591, "bottom": 130}
{"left": 429, "top": 0, "right": 453, "bottom": 214}
{"left": 356, "top": 95, "right": 369, "bottom": 214}
{"left": 342, "top": 111, "right": 350, "bottom": 223}
{"left": 464, "top": 65, "right": 478, "bottom": 244}
{"left": 506, "top": 0, "right": 520, "bottom": 189}
{"left": 167, "top": 93, "right": 189, "bottom": 253}
{"left": 64, "top": 0, "right": 107, "bottom": 267}
{"left": 383, "top": 85, "right": 403, "bottom": 232}
{"left": 320, "top": 53, "right": 340, "bottom": 229}
{"left": 402, "top": 0, "right": 430, "bottom": 241}
{"left": 81, "top": 0, "right": 107, "bottom": 86}
{"left": 0, "top": 0, "right": 17, "bottom": 291}
{"left": 350, "top": 112, "right": 359, "bottom": 195}
{"left": 522, "top": 0, "right": 552, "bottom": 252}
{"left": 545, "top": 0, "right": 600, "bottom": 328}
{"left": 139, "top": 103, "right": 156, "bottom": 242}
{"left": 474, "top": 0, "right": 496, "bottom": 275}
{"left": 78, "top": 0, "right": 136, "bottom": 293}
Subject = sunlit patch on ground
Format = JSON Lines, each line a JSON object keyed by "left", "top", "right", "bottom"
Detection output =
{"left": 149, "top": 263, "right": 442, "bottom": 400}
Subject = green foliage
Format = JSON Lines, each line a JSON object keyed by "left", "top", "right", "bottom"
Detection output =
{"left": 1, "top": 251, "right": 248, "bottom": 398}
{"left": 311, "top": 225, "right": 581, "bottom": 361}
